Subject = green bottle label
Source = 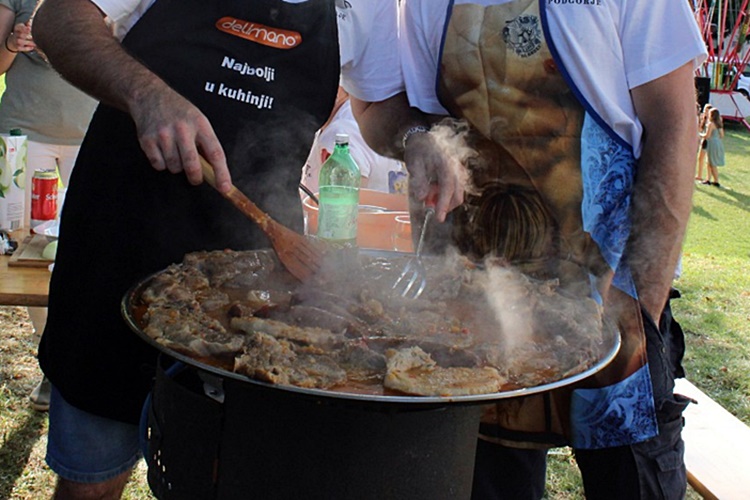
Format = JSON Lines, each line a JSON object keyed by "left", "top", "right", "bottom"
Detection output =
{"left": 317, "top": 136, "right": 360, "bottom": 244}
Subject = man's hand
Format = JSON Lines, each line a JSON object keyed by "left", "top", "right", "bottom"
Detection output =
{"left": 130, "top": 84, "right": 230, "bottom": 193}
{"left": 404, "top": 130, "right": 465, "bottom": 222}
{"left": 350, "top": 93, "right": 469, "bottom": 221}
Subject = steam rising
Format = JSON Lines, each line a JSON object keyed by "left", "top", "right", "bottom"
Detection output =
{"left": 482, "top": 264, "right": 535, "bottom": 351}
{"left": 429, "top": 119, "right": 480, "bottom": 196}
{"left": 227, "top": 110, "right": 321, "bottom": 237}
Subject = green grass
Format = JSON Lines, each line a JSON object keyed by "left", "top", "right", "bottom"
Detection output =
{"left": 675, "top": 122, "right": 750, "bottom": 423}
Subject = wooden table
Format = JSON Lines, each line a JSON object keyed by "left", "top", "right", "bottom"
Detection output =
{"left": 0, "top": 229, "right": 51, "bottom": 307}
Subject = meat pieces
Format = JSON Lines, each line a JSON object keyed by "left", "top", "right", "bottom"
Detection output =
{"left": 384, "top": 346, "right": 505, "bottom": 397}
{"left": 230, "top": 316, "right": 343, "bottom": 349}
{"left": 145, "top": 306, "right": 245, "bottom": 358}
{"left": 134, "top": 249, "right": 610, "bottom": 398}
{"left": 234, "top": 332, "right": 346, "bottom": 389}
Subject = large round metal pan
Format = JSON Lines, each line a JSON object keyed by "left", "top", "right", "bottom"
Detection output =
{"left": 121, "top": 249, "right": 620, "bottom": 406}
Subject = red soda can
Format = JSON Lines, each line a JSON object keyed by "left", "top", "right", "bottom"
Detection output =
{"left": 31, "top": 169, "right": 58, "bottom": 231}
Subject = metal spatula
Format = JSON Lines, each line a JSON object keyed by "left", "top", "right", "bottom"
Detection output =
{"left": 200, "top": 156, "right": 327, "bottom": 282}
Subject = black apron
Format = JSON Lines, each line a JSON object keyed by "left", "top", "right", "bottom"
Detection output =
{"left": 39, "top": 0, "right": 339, "bottom": 424}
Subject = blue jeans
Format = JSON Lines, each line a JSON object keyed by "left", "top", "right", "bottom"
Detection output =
{"left": 46, "top": 385, "right": 141, "bottom": 483}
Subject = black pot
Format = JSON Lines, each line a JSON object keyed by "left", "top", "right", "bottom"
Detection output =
{"left": 145, "top": 355, "right": 481, "bottom": 500}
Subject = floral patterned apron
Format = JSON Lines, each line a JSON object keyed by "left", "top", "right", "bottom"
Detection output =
{"left": 438, "top": 0, "right": 657, "bottom": 449}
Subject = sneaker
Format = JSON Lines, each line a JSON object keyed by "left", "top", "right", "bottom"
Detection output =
{"left": 713, "top": 182, "right": 721, "bottom": 187}
{"left": 29, "top": 378, "right": 51, "bottom": 412}
{"left": 701, "top": 180, "right": 712, "bottom": 185}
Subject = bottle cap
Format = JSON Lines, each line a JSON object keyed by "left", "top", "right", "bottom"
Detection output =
{"left": 335, "top": 133, "right": 350, "bottom": 145}
{"left": 9, "top": 128, "right": 22, "bottom": 136}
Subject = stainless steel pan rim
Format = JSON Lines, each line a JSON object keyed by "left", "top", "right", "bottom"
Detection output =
{"left": 121, "top": 249, "right": 621, "bottom": 405}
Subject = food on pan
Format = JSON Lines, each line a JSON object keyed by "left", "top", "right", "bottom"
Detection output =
{"left": 131, "top": 249, "right": 613, "bottom": 397}
{"left": 384, "top": 346, "right": 505, "bottom": 397}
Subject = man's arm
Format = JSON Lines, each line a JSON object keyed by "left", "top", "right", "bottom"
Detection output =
{"left": 351, "top": 93, "right": 465, "bottom": 222}
{"left": 628, "top": 61, "right": 698, "bottom": 322}
{"left": 32, "top": 0, "right": 231, "bottom": 192}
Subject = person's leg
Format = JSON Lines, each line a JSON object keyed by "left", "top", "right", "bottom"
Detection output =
{"left": 54, "top": 471, "right": 132, "bottom": 500}
{"left": 46, "top": 385, "right": 141, "bottom": 499}
{"left": 26, "top": 303, "right": 49, "bottom": 411}
{"left": 695, "top": 148, "right": 706, "bottom": 180}
{"left": 471, "top": 439, "right": 548, "bottom": 500}
{"left": 54, "top": 144, "right": 82, "bottom": 187}
{"left": 712, "top": 165, "right": 720, "bottom": 186}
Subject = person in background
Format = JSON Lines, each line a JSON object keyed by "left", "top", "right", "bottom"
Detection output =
{"left": 701, "top": 107, "right": 725, "bottom": 187}
{"left": 695, "top": 103, "right": 713, "bottom": 182}
{"left": 301, "top": 85, "right": 407, "bottom": 196}
{"left": 31, "top": 0, "right": 400, "bottom": 498}
{"left": 0, "top": 0, "right": 97, "bottom": 412}
{"left": 351, "top": 0, "right": 706, "bottom": 497}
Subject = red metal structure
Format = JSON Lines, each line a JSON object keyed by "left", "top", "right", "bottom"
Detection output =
{"left": 694, "top": 0, "right": 750, "bottom": 129}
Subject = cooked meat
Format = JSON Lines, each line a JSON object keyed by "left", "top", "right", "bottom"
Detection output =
{"left": 246, "top": 289, "right": 293, "bottom": 310}
{"left": 140, "top": 265, "right": 207, "bottom": 306}
{"left": 234, "top": 332, "right": 346, "bottom": 389}
{"left": 136, "top": 249, "right": 609, "bottom": 398}
{"left": 268, "top": 305, "right": 355, "bottom": 334}
{"left": 184, "top": 249, "right": 279, "bottom": 289}
{"left": 230, "top": 316, "right": 343, "bottom": 349}
{"left": 335, "top": 340, "right": 387, "bottom": 383}
{"left": 383, "top": 346, "right": 505, "bottom": 397}
{"left": 196, "top": 289, "right": 230, "bottom": 312}
{"left": 145, "top": 306, "right": 244, "bottom": 358}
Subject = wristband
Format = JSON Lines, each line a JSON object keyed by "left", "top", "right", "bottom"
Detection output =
{"left": 4, "top": 35, "right": 17, "bottom": 53}
{"left": 401, "top": 125, "right": 429, "bottom": 151}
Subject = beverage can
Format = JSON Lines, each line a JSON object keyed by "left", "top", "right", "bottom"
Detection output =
{"left": 31, "top": 169, "right": 58, "bottom": 230}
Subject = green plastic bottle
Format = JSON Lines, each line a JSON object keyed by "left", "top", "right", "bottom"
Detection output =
{"left": 317, "top": 133, "right": 360, "bottom": 246}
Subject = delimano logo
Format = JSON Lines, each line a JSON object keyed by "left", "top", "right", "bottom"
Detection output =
{"left": 217, "top": 17, "right": 302, "bottom": 49}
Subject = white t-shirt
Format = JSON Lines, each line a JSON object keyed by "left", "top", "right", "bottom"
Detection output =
{"left": 337, "top": 0, "right": 403, "bottom": 102}
{"left": 301, "top": 99, "right": 407, "bottom": 194}
{"left": 399, "top": 0, "right": 707, "bottom": 157}
{"left": 93, "top": 0, "right": 404, "bottom": 103}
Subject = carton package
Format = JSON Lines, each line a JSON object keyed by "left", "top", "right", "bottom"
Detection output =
{"left": 0, "top": 133, "right": 28, "bottom": 230}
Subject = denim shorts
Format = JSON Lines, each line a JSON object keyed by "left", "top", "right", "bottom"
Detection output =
{"left": 46, "top": 385, "right": 142, "bottom": 483}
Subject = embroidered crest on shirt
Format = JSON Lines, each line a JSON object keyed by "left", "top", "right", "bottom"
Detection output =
{"left": 502, "top": 15, "right": 541, "bottom": 58}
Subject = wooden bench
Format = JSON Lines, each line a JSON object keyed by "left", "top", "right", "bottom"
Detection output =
{"left": 675, "top": 378, "right": 750, "bottom": 499}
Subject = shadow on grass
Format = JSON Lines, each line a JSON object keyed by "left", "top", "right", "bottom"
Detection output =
{"left": 693, "top": 181, "right": 750, "bottom": 214}
{"left": 690, "top": 204, "right": 719, "bottom": 221}
{"left": 0, "top": 410, "right": 47, "bottom": 499}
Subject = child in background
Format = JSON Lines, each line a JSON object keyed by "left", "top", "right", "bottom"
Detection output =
{"left": 695, "top": 103, "right": 712, "bottom": 182}
{"left": 701, "top": 107, "right": 725, "bottom": 187}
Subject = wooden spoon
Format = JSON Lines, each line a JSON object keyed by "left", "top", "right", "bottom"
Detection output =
{"left": 199, "top": 156, "right": 327, "bottom": 281}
